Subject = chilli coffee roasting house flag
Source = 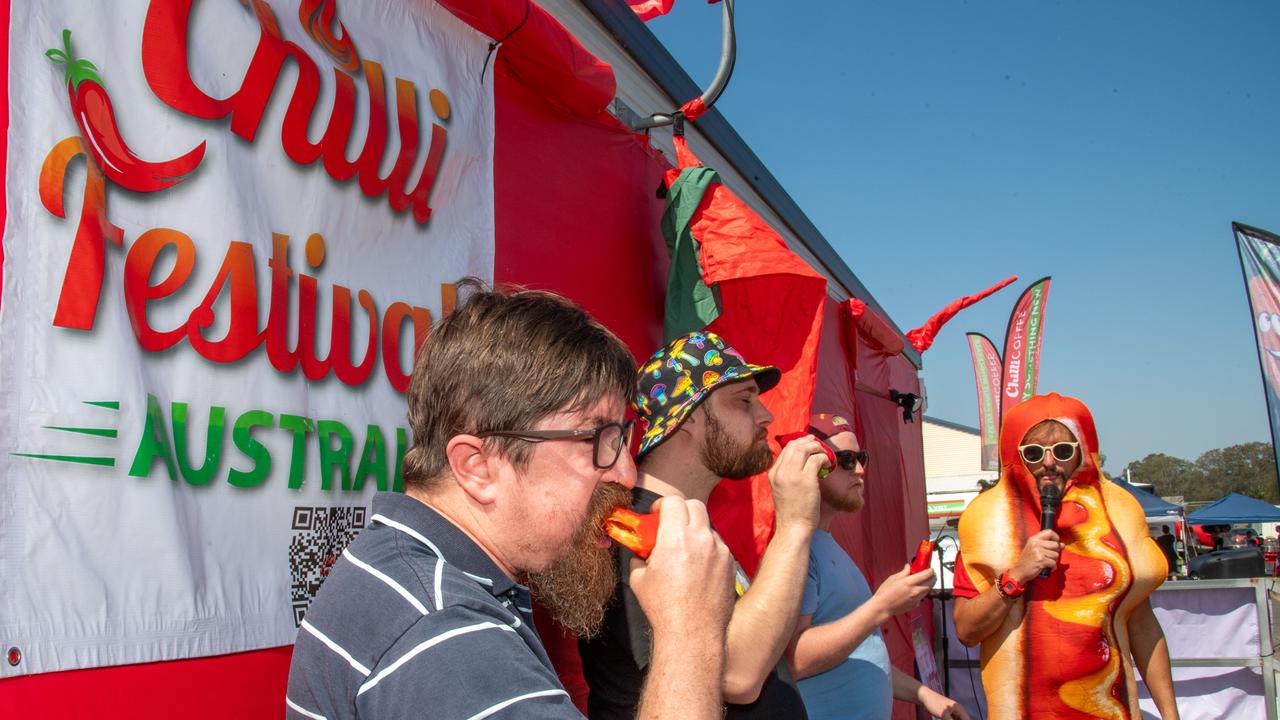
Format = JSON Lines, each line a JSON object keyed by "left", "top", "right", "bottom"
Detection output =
{"left": 967, "top": 332, "right": 1004, "bottom": 471}
{"left": 1000, "top": 276, "right": 1051, "bottom": 421}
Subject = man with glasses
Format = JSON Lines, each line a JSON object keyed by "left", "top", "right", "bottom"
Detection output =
{"left": 951, "top": 393, "right": 1179, "bottom": 720}
{"left": 580, "top": 331, "right": 827, "bottom": 720}
{"left": 783, "top": 412, "right": 968, "bottom": 720}
{"left": 286, "top": 282, "right": 736, "bottom": 720}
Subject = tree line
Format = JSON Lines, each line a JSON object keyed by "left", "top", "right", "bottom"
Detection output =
{"left": 1123, "top": 441, "right": 1279, "bottom": 504}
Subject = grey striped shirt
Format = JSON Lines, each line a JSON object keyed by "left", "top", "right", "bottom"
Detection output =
{"left": 286, "top": 492, "right": 582, "bottom": 720}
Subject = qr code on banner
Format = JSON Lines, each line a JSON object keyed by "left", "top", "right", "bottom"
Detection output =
{"left": 289, "top": 506, "right": 367, "bottom": 626}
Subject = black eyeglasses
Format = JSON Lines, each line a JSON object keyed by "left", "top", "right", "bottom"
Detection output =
{"left": 1018, "top": 441, "right": 1079, "bottom": 465}
{"left": 834, "top": 449, "right": 869, "bottom": 471}
{"left": 477, "top": 420, "right": 635, "bottom": 470}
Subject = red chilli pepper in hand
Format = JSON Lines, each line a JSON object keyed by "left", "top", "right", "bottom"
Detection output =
{"left": 602, "top": 508, "right": 660, "bottom": 560}
{"left": 909, "top": 539, "right": 935, "bottom": 574}
{"left": 46, "top": 29, "right": 205, "bottom": 193}
{"left": 776, "top": 432, "right": 836, "bottom": 478}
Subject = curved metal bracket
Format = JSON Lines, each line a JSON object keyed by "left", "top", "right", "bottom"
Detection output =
{"left": 633, "top": 0, "right": 736, "bottom": 132}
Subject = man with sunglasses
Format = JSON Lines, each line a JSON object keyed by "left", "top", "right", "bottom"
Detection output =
{"left": 580, "top": 331, "right": 828, "bottom": 720}
{"left": 286, "top": 283, "right": 736, "bottom": 720}
{"left": 783, "top": 413, "right": 969, "bottom": 720}
{"left": 951, "top": 393, "right": 1178, "bottom": 720}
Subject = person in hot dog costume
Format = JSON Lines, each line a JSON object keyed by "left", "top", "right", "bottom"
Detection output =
{"left": 952, "top": 393, "right": 1179, "bottom": 719}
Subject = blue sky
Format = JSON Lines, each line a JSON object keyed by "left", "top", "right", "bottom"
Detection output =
{"left": 648, "top": 1, "right": 1280, "bottom": 473}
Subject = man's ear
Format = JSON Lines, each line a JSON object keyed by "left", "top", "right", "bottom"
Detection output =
{"left": 445, "top": 434, "right": 501, "bottom": 505}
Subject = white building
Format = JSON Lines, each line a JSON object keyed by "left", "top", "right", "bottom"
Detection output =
{"left": 922, "top": 416, "right": 999, "bottom": 590}
{"left": 923, "top": 416, "right": 998, "bottom": 529}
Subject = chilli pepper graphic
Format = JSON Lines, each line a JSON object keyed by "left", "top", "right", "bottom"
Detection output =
{"left": 909, "top": 539, "right": 935, "bottom": 574}
{"left": 776, "top": 432, "right": 836, "bottom": 478}
{"left": 46, "top": 29, "right": 205, "bottom": 193}
{"left": 602, "top": 508, "right": 660, "bottom": 560}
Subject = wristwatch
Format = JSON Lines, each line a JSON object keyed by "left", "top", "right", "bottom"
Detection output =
{"left": 995, "top": 570, "right": 1026, "bottom": 599}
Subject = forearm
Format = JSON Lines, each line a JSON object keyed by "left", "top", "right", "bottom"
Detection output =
{"left": 723, "top": 525, "right": 812, "bottom": 701}
{"left": 1130, "top": 602, "right": 1179, "bottom": 720}
{"left": 891, "top": 666, "right": 923, "bottom": 702}
{"left": 637, "top": 629, "right": 725, "bottom": 720}
{"left": 893, "top": 667, "right": 969, "bottom": 720}
{"left": 790, "top": 600, "right": 887, "bottom": 679}
{"left": 953, "top": 587, "right": 1017, "bottom": 646}
{"left": 1138, "top": 640, "right": 1179, "bottom": 720}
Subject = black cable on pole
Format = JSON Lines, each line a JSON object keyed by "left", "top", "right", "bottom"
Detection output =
{"left": 480, "top": 0, "right": 531, "bottom": 82}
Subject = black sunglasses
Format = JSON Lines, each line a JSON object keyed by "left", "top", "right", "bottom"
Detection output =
{"left": 1017, "top": 441, "right": 1079, "bottom": 465}
{"left": 834, "top": 449, "right": 869, "bottom": 471}
{"left": 477, "top": 420, "right": 636, "bottom": 470}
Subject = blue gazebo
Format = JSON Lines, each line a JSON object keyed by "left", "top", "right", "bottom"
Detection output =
{"left": 1112, "top": 478, "right": 1183, "bottom": 521}
{"left": 1187, "top": 492, "right": 1280, "bottom": 524}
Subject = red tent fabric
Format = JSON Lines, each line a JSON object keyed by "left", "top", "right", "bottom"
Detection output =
{"left": 821, "top": 297, "right": 930, "bottom": 720}
{"left": 0, "top": 647, "right": 294, "bottom": 718}
{"left": 436, "top": 0, "right": 616, "bottom": 119}
{"left": 843, "top": 297, "right": 905, "bottom": 356}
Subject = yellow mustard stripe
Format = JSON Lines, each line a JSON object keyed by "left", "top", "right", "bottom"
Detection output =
{"left": 1041, "top": 484, "right": 1132, "bottom": 718}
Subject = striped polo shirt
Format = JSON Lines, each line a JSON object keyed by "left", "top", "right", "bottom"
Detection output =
{"left": 286, "top": 492, "right": 582, "bottom": 720}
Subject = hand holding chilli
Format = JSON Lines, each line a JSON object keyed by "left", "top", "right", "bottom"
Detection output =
{"left": 603, "top": 508, "right": 660, "bottom": 560}
{"left": 776, "top": 431, "right": 836, "bottom": 477}
{"left": 909, "top": 539, "right": 935, "bottom": 574}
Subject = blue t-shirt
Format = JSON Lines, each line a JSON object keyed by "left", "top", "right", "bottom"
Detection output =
{"left": 796, "top": 530, "right": 892, "bottom": 720}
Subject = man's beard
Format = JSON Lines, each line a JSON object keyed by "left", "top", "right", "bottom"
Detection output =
{"left": 1032, "top": 468, "right": 1069, "bottom": 492}
{"left": 821, "top": 480, "right": 864, "bottom": 513}
{"left": 524, "top": 482, "right": 632, "bottom": 638}
{"left": 701, "top": 407, "right": 773, "bottom": 479}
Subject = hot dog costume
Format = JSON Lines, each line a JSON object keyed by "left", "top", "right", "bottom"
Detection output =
{"left": 954, "top": 393, "right": 1168, "bottom": 719}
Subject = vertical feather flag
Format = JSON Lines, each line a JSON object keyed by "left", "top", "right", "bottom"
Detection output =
{"left": 966, "top": 333, "right": 1003, "bottom": 470}
{"left": 1233, "top": 222, "right": 1280, "bottom": 497}
{"left": 1000, "top": 277, "right": 1051, "bottom": 420}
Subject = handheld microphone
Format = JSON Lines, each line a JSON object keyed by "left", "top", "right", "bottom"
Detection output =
{"left": 1038, "top": 484, "right": 1062, "bottom": 579}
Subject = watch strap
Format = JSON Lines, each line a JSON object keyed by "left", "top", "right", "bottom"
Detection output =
{"left": 996, "top": 570, "right": 1026, "bottom": 598}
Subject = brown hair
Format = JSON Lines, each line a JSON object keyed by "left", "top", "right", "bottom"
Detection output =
{"left": 401, "top": 279, "right": 636, "bottom": 491}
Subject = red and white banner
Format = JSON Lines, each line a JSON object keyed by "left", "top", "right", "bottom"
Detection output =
{"left": 1000, "top": 277, "right": 1051, "bottom": 420}
{"left": 0, "top": 0, "right": 493, "bottom": 676}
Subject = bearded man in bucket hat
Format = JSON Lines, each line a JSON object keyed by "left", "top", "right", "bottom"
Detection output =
{"left": 580, "top": 332, "right": 829, "bottom": 720}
